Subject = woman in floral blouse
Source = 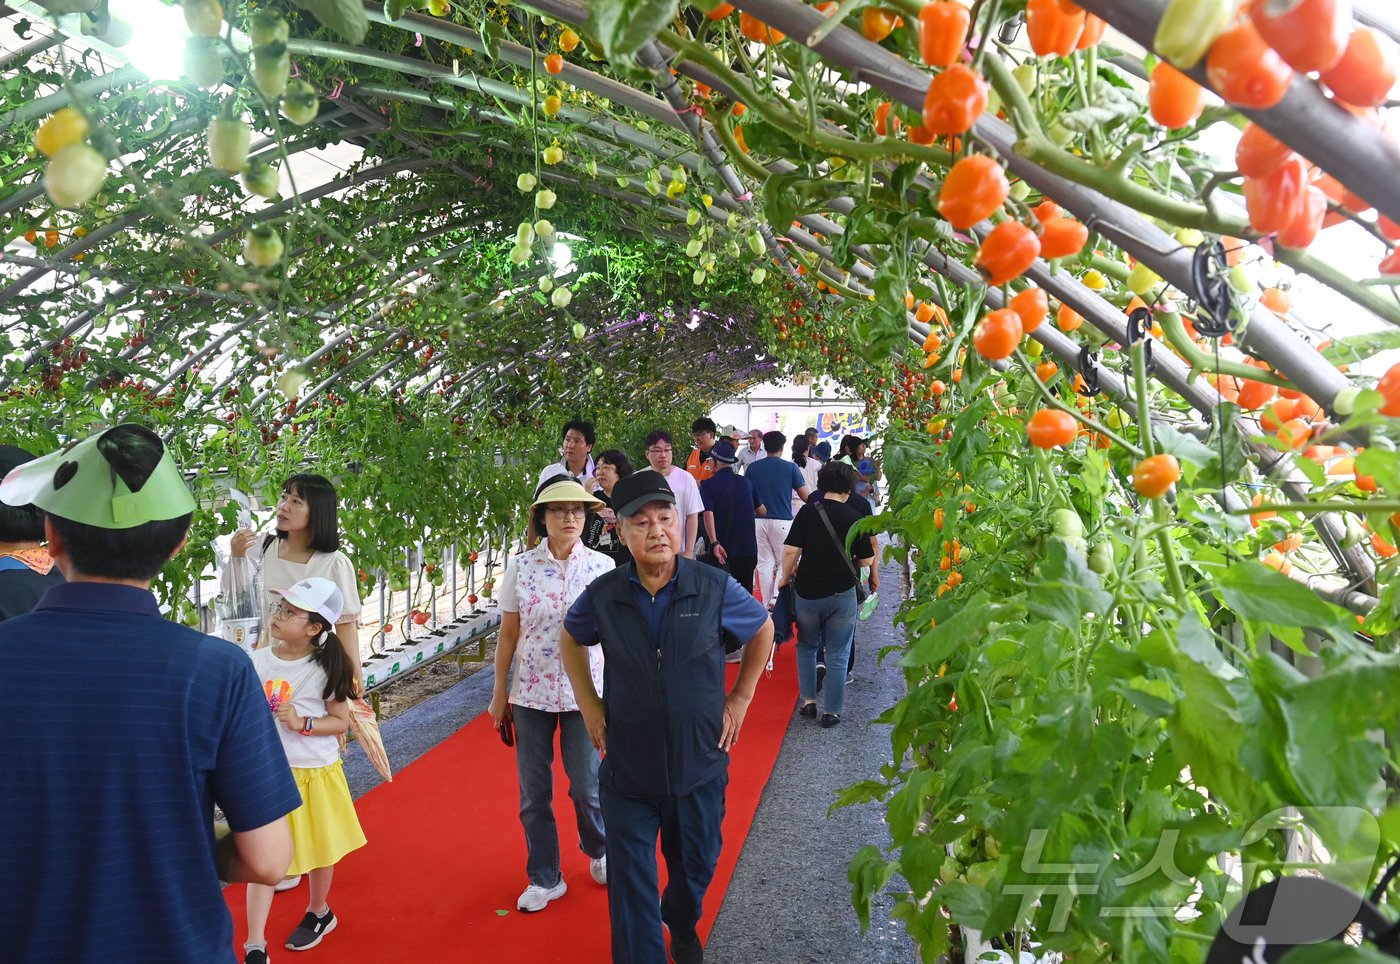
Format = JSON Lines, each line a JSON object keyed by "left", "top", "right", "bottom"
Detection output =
{"left": 489, "top": 476, "right": 614, "bottom": 914}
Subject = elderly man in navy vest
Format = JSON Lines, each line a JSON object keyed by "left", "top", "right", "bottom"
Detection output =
{"left": 560, "top": 470, "right": 773, "bottom": 964}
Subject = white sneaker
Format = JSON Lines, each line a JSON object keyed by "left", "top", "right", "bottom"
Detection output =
{"left": 273, "top": 875, "right": 302, "bottom": 893}
{"left": 589, "top": 855, "right": 607, "bottom": 885}
{"left": 516, "top": 879, "right": 567, "bottom": 912}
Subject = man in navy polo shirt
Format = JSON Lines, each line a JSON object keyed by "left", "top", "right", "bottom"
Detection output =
{"left": 560, "top": 470, "right": 773, "bottom": 964}
{"left": 0, "top": 424, "right": 301, "bottom": 963}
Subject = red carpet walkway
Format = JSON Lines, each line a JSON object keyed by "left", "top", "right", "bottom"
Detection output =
{"left": 227, "top": 646, "right": 798, "bottom": 962}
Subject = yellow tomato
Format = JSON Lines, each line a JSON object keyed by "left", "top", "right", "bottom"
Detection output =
{"left": 35, "top": 107, "right": 89, "bottom": 158}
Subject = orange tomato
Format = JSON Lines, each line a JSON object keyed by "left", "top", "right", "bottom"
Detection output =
{"left": 1373, "top": 532, "right": 1398, "bottom": 558}
{"left": 1276, "top": 417, "right": 1312, "bottom": 450}
{"left": 1149, "top": 62, "right": 1204, "bottom": 129}
{"left": 1009, "top": 287, "right": 1048, "bottom": 331}
{"left": 544, "top": 53, "right": 564, "bottom": 74}
{"left": 921, "top": 63, "right": 989, "bottom": 136}
{"left": 1319, "top": 28, "right": 1398, "bottom": 108}
{"left": 972, "top": 308, "right": 1023, "bottom": 360}
{"left": 739, "top": 12, "right": 785, "bottom": 44}
{"left": 1055, "top": 303, "right": 1083, "bottom": 332}
{"left": 1025, "top": 0, "right": 1085, "bottom": 57}
{"left": 919, "top": 1, "right": 969, "bottom": 67}
{"left": 1250, "top": 494, "right": 1277, "bottom": 529}
{"left": 1035, "top": 361, "right": 1059, "bottom": 383}
{"left": 1038, "top": 217, "right": 1088, "bottom": 259}
{"left": 975, "top": 221, "right": 1041, "bottom": 286}
{"left": 937, "top": 154, "right": 1009, "bottom": 230}
{"left": 861, "top": 7, "right": 899, "bottom": 43}
{"left": 1206, "top": 19, "right": 1294, "bottom": 110}
{"left": 1132, "top": 454, "right": 1181, "bottom": 499}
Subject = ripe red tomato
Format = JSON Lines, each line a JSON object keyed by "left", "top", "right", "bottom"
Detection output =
{"left": 1276, "top": 184, "right": 1327, "bottom": 250}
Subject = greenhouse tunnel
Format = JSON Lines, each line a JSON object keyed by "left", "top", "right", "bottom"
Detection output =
{"left": 5, "top": 0, "right": 1400, "bottom": 959}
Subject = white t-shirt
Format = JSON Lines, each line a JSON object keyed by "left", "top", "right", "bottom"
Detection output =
{"left": 536, "top": 457, "right": 595, "bottom": 491}
{"left": 663, "top": 464, "right": 704, "bottom": 521}
{"left": 793, "top": 458, "right": 821, "bottom": 516}
{"left": 251, "top": 645, "right": 341, "bottom": 769}
{"left": 258, "top": 540, "right": 362, "bottom": 645}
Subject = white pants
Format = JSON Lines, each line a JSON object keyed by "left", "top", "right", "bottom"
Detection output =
{"left": 755, "top": 518, "right": 793, "bottom": 607}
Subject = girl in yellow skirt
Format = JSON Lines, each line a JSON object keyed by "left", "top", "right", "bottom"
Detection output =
{"left": 245, "top": 577, "right": 366, "bottom": 963}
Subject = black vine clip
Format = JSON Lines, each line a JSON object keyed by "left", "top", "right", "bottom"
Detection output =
{"left": 1126, "top": 306, "right": 1156, "bottom": 376}
{"left": 1077, "top": 347, "right": 1100, "bottom": 396}
{"left": 1190, "top": 240, "right": 1239, "bottom": 338}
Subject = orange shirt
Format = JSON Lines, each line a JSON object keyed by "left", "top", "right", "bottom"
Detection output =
{"left": 685, "top": 448, "right": 715, "bottom": 483}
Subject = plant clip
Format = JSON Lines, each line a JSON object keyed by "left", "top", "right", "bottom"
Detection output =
{"left": 1076, "top": 347, "right": 1100, "bottom": 397}
{"left": 1126, "top": 305, "right": 1156, "bottom": 376}
{"left": 1190, "top": 240, "right": 1238, "bottom": 338}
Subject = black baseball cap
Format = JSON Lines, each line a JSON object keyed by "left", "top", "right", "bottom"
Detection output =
{"left": 611, "top": 469, "right": 676, "bottom": 518}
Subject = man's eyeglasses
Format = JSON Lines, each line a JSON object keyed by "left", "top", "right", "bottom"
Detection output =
{"left": 271, "top": 602, "right": 309, "bottom": 620}
{"left": 546, "top": 506, "right": 586, "bottom": 519}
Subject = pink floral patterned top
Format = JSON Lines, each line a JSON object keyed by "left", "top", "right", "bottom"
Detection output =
{"left": 497, "top": 541, "right": 611, "bottom": 713}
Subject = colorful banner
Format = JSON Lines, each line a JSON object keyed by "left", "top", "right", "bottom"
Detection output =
{"left": 816, "top": 411, "right": 869, "bottom": 441}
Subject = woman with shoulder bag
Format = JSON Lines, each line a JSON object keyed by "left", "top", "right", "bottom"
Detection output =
{"left": 778, "top": 462, "right": 876, "bottom": 729}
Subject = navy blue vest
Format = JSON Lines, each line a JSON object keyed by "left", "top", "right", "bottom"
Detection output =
{"left": 588, "top": 559, "right": 733, "bottom": 799}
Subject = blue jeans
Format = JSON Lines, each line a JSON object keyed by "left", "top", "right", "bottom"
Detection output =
{"left": 512, "top": 705, "right": 606, "bottom": 887}
{"left": 600, "top": 772, "right": 727, "bottom": 964}
{"left": 795, "top": 588, "right": 857, "bottom": 715}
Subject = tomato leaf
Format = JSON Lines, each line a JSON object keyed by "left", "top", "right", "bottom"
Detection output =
{"left": 291, "top": 0, "right": 368, "bottom": 44}
{"left": 1319, "top": 329, "right": 1400, "bottom": 367}
{"left": 1216, "top": 561, "right": 1353, "bottom": 640}
{"left": 586, "top": 0, "right": 678, "bottom": 65}
{"left": 934, "top": 880, "right": 993, "bottom": 929}
{"left": 1152, "top": 423, "right": 1216, "bottom": 470}
{"left": 1356, "top": 446, "right": 1400, "bottom": 494}
{"left": 1026, "top": 537, "right": 1111, "bottom": 630}
{"left": 848, "top": 844, "right": 896, "bottom": 932}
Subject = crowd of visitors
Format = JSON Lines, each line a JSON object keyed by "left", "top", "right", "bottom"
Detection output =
{"left": 0, "top": 414, "right": 879, "bottom": 964}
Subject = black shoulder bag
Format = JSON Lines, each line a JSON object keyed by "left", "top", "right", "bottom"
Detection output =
{"left": 815, "top": 504, "right": 868, "bottom": 603}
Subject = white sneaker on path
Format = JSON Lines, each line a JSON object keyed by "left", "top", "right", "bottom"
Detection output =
{"left": 517, "top": 879, "right": 567, "bottom": 912}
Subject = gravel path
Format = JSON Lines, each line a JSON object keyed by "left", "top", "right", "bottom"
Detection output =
{"left": 341, "top": 559, "right": 914, "bottom": 962}
{"left": 706, "top": 560, "right": 914, "bottom": 964}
